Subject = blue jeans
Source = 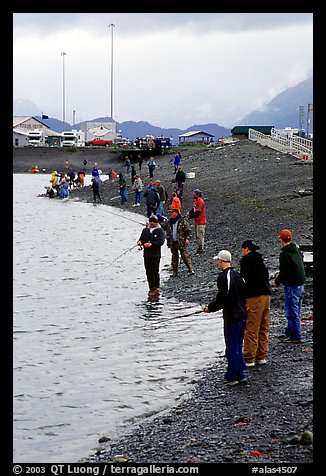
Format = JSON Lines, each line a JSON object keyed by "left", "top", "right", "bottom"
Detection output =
{"left": 120, "top": 189, "right": 127, "bottom": 203}
{"left": 134, "top": 191, "right": 142, "bottom": 205}
{"left": 224, "top": 320, "right": 246, "bottom": 381}
{"left": 284, "top": 285, "right": 304, "bottom": 340}
{"left": 157, "top": 201, "right": 165, "bottom": 215}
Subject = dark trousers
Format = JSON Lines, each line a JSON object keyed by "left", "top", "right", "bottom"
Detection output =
{"left": 144, "top": 255, "right": 160, "bottom": 290}
{"left": 224, "top": 319, "right": 246, "bottom": 381}
{"left": 93, "top": 190, "right": 101, "bottom": 202}
{"left": 146, "top": 205, "right": 157, "bottom": 218}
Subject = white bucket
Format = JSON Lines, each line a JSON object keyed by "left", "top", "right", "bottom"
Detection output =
{"left": 186, "top": 172, "right": 196, "bottom": 179}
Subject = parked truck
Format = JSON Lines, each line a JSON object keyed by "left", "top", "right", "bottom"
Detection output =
{"left": 28, "top": 130, "right": 46, "bottom": 147}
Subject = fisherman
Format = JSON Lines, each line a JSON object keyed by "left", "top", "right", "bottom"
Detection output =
{"left": 187, "top": 189, "right": 206, "bottom": 253}
{"left": 76, "top": 168, "right": 86, "bottom": 188}
{"left": 275, "top": 229, "right": 305, "bottom": 343}
{"left": 204, "top": 250, "right": 247, "bottom": 385}
{"left": 44, "top": 185, "right": 55, "bottom": 198}
{"left": 165, "top": 208, "right": 194, "bottom": 277}
{"left": 173, "top": 151, "right": 182, "bottom": 173}
{"left": 91, "top": 177, "right": 101, "bottom": 203}
{"left": 143, "top": 182, "right": 160, "bottom": 218}
{"left": 147, "top": 157, "right": 156, "bottom": 178}
{"left": 137, "top": 215, "right": 165, "bottom": 300}
{"left": 118, "top": 172, "right": 128, "bottom": 204}
{"left": 132, "top": 174, "right": 143, "bottom": 207}
{"left": 154, "top": 180, "right": 167, "bottom": 215}
{"left": 50, "top": 170, "right": 61, "bottom": 195}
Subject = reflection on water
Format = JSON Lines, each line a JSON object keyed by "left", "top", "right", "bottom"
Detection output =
{"left": 13, "top": 174, "right": 223, "bottom": 463}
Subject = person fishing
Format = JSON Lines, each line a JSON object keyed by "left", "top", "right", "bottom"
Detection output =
{"left": 137, "top": 215, "right": 165, "bottom": 300}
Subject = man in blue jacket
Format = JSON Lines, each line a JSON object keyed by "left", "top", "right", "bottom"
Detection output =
{"left": 204, "top": 250, "right": 247, "bottom": 385}
{"left": 275, "top": 229, "right": 305, "bottom": 343}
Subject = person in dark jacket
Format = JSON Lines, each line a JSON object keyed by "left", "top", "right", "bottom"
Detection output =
{"left": 240, "top": 240, "right": 272, "bottom": 366}
{"left": 174, "top": 166, "right": 186, "bottom": 190}
{"left": 143, "top": 182, "right": 160, "bottom": 218}
{"left": 275, "top": 229, "right": 305, "bottom": 343}
{"left": 91, "top": 177, "right": 101, "bottom": 203}
{"left": 118, "top": 172, "right": 127, "bottom": 203}
{"left": 204, "top": 250, "right": 247, "bottom": 385}
{"left": 137, "top": 215, "right": 165, "bottom": 299}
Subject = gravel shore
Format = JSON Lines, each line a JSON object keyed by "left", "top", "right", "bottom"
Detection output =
{"left": 14, "top": 141, "right": 314, "bottom": 466}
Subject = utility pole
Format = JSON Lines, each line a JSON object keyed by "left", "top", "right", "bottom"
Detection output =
{"left": 299, "top": 106, "right": 304, "bottom": 135}
{"left": 61, "top": 52, "right": 67, "bottom": 126}
{"left": 307, "top": 103, "right": 313, "bottom": 138}
{"left": 73, "top": 110, "right": 76, "bottom": 129}
{"left": 109, "top": 23, "right": 115, "bottom": 121}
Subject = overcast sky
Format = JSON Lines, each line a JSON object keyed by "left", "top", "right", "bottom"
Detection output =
{"left": 13, "top": 13, "right": 313, "bottom": 128}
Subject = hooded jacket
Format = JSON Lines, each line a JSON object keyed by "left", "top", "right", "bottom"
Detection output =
{"left": 276, "top": 242, "right": 305, "bottom": 286}
{"left": 240, "top": 251, "right": 271, "bottom": 297}
{"left": 138, "top": 224, "right": 165, "bottom": 258}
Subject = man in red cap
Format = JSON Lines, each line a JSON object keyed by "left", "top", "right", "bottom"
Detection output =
{"left": 275, "top": 229, "right": 306, "bottom": 343}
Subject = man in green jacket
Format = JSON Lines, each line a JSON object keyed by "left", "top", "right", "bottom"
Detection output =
{"left": 166, "top": 208, "right": 194, "bottom": 277}
{"left": 275, "top": 229, "right": 306, "bottom": 343}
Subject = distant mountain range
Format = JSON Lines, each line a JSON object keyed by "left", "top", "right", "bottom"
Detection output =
{"left": 14, "top": 76, "right": 313, "bottom": 138}
{"left": 239, "top": 77, "right": 313, "bottom": 129}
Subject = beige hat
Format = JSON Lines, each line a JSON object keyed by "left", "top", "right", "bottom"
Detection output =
{"left": 214, "top": 250, "right": 232, "bottom": 262}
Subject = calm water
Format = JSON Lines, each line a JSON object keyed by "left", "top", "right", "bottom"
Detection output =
{"left": 13, "top": 174, "right": 224, "bottom": 463}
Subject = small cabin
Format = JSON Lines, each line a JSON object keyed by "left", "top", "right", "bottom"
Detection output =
{"left": 178, "top": 130, "right": 214, "bottom": 145}
{"left": 231, "top": 125, "right": 274, "bottom": 140}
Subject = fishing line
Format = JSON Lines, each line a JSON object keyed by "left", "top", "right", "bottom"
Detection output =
{"left": 108, "top": 244, "right": 142, "bottom": 266}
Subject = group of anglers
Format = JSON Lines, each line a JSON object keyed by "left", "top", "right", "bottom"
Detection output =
{"left": 39, "top": 168, "right": 87, "bottom": 199}
{"left": 137, "top": 211, "right": 306, "bottom": 386}
{"left": 36, "top": 157, "right": 307, "bottom": 386}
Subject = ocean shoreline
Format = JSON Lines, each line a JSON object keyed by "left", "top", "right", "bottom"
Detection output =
{"left": 14, "top": 141, "right": 313, "bottom": 464}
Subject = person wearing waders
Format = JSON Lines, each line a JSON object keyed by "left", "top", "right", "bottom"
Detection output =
{"left": 137, "top": 215, "right": 165, "bottom": 300}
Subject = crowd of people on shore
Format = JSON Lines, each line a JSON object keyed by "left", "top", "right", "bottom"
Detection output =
{"left": 39, "top": 160, "right": 89, "bottom": 199}
{"left": 37, "top": 152, "right": 307, "bottom": 386}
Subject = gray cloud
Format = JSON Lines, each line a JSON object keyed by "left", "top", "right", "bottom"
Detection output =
{"left": 13, "top": 12, "right": 313, "bottom": 38}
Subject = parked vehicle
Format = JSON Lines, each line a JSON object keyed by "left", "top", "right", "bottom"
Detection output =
{"left": 28, "top": 130, "right": 46, "bottom": 147}
{"left": 134, "top": 135, "right": 172, "bottom": 150}
{"left": 62, "top": 130, "right": 85, "bottom": 147}
{"left": 86, "top": 138, "right": 113, "bottom": 147}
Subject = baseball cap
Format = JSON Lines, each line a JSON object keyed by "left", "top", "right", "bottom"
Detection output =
{"left": 193, "top": 188, "right": 202, "bottom": 195}
{"left": 148, "top": 215, "right": 158, "bottom": 223}
{"left": 242, "top": 240, "right": 260, "bottom": 251}
{"left": 278, "top": 229, "right": 292, "bottom": 241}
{"left": 214, "top": 250, "right": 232, "bottom": 262}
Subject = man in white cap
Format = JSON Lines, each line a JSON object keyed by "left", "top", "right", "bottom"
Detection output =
{"left": 204, "top": 250, "right": 247, "bottom": 385}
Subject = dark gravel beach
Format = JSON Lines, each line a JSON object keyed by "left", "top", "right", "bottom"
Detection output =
{"left": 14, "top": 140, "right": 314, "bottom": 465}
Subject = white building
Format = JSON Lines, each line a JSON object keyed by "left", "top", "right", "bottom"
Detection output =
{"left": 79, "top": 120, "right": 121, "bottom": 142}
{"left": 13, "top": 116, "right": 60, "bottom": 147}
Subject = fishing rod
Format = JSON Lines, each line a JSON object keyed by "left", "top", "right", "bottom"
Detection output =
{"left": 104, "top": 206, "right": 147, "bottom": 227}
{"left": 108, "top": 243, "right": 143, "bottom": 266}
